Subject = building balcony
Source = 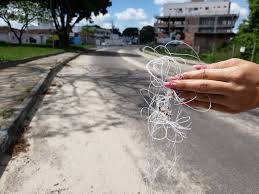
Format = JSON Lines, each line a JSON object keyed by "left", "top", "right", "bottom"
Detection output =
{"left": 154, "top": 23, "right": 168, "bottom": 28}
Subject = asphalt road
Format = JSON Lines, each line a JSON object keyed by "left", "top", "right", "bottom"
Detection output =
{"left": 0, "top": 47, "right": 258, "bottom": 194}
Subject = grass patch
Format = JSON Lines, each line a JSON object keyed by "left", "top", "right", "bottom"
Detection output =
{"left": 1, "top": 108, "right": 17, "bottom": 119}
{"left": 0, "top": 43, "right": 64, "bottom": 62}
{"left": 200, "top": 43, "right": 259, "bottom": 64}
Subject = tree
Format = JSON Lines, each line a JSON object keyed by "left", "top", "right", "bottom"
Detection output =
{"left": 247, "top": 0, "right": 259, "bottom": 34}
{"left": 123, "top": 27, "right": 139, "bottom": 39}
{"left": 0, "top": 1, "right": 49, "bottom": 44}
{"left": 29, "top": 0, "right": 112, "bottom": 47}
{"left": 112, "top": 28, "right": 122, "bottom": 36}
{"left": 234, "top": 0, "right": 259, "bottom": 61}
{"left": 139, "top": 25, "right": 155, "bottom": 44}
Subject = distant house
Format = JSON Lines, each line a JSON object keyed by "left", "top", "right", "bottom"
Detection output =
{"left": 0, "top": 26, "right": 23, "bottom": 44}
{"left": 0, "top": 21, "right": 55, "bottom": 44}
{"left": 79, "top": 25, "right": 126, "bottom": 46}
{"left": 79, "top": 26, "right": 112, "bottom": 46}
{"left": 25, "top": 29, "right": 55, "bottom": 44}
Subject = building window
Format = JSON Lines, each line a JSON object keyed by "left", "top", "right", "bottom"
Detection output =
{"left": 205, "top": 7, "right": 209, "bottom": 10}
{"left": 194, "top": 8, "right": 198, "bottom": 11}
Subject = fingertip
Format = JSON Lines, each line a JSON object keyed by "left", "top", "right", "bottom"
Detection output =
{"left": 164, "top": 82, "right": 171, "bottom": 88}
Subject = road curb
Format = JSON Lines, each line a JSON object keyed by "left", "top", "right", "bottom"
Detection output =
{"left": 0, "top": 53, "right": 81, "bottom": 153}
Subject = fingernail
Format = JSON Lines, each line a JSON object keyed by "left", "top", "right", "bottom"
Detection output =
{"left": 193, "top": 65, "right": 206, "bottom": 70}
{"left": 164, "top": 81, "right": 177, "bottom": 88}
{"left": 169, "top": 75, "right": 181, "bottom": 80}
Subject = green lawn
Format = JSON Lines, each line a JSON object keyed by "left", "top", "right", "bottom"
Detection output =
{"left": 0, "top": 44, "right": 64, "bottom": 62}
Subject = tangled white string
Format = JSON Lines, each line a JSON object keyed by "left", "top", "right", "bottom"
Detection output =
{"left": 140, "top": 40, "right": 211, "bottom": 192}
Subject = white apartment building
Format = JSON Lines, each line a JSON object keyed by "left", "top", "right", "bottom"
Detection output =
{"left": 154, "top": 0, "right": 239, "bottom": 51}
{"left": 163, "top": 0, "right": 231, "bottom": 16}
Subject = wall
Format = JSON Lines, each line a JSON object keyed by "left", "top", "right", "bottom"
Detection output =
{"left": 194, "top": 33, "right": 233, "bottom": 52}
{"left": 0, "top": 31, "right": 51, "bottom": 45}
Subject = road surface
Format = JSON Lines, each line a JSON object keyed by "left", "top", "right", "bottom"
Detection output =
{"left": 0, "top": 47, "right": 258, "bottom": 194}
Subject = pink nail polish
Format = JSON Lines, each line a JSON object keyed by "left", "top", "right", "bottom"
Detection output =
{"left": 193, "top": 65, "right": 206, "bottom": 70}
{"left": 164, "top": 82, "right": 171, "bottom": 88}
{"left": 164, "top": 81, "right": 177, "bottom": 88}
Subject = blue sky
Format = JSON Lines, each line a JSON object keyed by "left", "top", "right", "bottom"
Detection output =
{"left": 90, "top": 0, "right": 250, "bottom": 32}
{"left": 0, "top": 0, "right": 250, "bottom": 32}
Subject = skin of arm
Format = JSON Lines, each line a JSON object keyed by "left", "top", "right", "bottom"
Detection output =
{"left": 164, "top": 58, "right": 259, "bottom": 113}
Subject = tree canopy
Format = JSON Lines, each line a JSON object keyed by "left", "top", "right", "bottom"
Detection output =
{"left": 139, "top": 25, "right": 155, "bottom": 44}
{"left": 123, "top": 27, "right": 139, "bottom": 38}
{"left": 247, "top": 0, "right": 259, "bottom": 34}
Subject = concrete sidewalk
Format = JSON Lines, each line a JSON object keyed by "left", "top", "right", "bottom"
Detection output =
{"left": 0, "top": 52, "right": 79, "bottom": 151}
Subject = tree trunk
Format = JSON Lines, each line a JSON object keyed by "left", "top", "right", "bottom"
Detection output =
{"left": 17, "top": 36, "right": 22, "bottom": 45}
{"left": 58, "top": 28, "right": 70, "bottom": 48}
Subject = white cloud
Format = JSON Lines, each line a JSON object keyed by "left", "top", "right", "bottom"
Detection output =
{"left": 91, "top": 13, "right": 112, "bottom": 29}
{"left": 230, "top": 3, "right": 249, "bottom": 19}
{"left": 154, "top": 0, "right": 188, "bottom": 5}
{"left": 138, "top": 18, "right": 155, "bottom": 28}
{"left": 115, "top": 8, "right": 147, "bottom": 21}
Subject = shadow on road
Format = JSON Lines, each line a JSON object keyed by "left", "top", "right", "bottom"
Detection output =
{"left": 86, "top": 50, "right": 141, "bottom": 58}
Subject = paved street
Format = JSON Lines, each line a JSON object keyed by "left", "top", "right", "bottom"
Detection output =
{"left": 0, "top": 47, "right": 258, "bottom": 194}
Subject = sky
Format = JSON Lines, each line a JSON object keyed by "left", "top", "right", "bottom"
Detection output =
{"left": 0, "top": 0, "right": 250, "bottom": 32}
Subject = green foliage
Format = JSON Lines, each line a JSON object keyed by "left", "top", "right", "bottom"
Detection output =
{"left": 123, "top": 28, "right": 139, "bottom": 38}
{"left": 112, "top": 28, "right": 122, "bottom": 36}
{"left": 0, "top": 1, "right": 49, "bottom": 25}
{"left": 248, "top": 0, "right": 259, "bottom": 34}
{"left": 140, "top": 25, "right": 155, "bottom": 44}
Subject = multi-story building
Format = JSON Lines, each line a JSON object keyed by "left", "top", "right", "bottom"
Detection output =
{"left": 154, "top": 0, "right": 239, "bottom": 52}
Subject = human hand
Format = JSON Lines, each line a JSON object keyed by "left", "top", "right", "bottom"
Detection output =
{"left": 164, "top": 58, "right": 259, "bottom": 113}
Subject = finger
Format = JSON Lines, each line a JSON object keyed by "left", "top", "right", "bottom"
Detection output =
{"left": 178, "top": 91, "right": 225, "bottom": 105}
{"left": 186, "top": 100, "right": 236, "bottom": 113}
{"left": 164, "top": 80, "right": 232, "bottom": 95}
{"left": 180, "top": 68, "right": 230, "bottom": 82}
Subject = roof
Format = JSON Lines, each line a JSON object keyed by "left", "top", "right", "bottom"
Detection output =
{"left": 0, "top": 26, "right": 19, "bottom": 33}
{"left": 0, "top": 26, "right": 55, "bottom": 34}
{"left": 27, "top": 29, "right": 55, "bottom": 34}
{"left": 155, "top": 13, "right": 239, "bottom": 19}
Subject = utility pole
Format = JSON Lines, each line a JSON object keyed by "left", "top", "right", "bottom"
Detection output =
{"left": 111, "top": 20, "right": 114, "bottom": 46}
